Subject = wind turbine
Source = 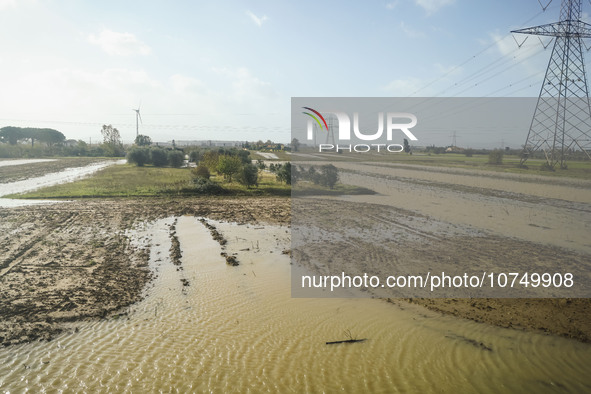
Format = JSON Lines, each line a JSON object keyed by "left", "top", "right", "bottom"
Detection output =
{"left": 133, "top": 102, "right": 142, "bottom": 138}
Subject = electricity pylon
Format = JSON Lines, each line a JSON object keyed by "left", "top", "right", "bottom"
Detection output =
{"left": 512, "top": 0, "right": 591, "bottom": 168}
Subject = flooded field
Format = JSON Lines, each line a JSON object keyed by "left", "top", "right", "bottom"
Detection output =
{"left": 0, "top": 159, "right": 590, "bottom": 392}
{"left": 1, "top": 216, "right": 590, "bottom": 392}
{"left": 0, "top": 159, "right": 122, "bottom": 207}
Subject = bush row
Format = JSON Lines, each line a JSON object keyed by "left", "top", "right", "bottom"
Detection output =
{"left": 127, "top": 147, "right": 185, "bottom": 168}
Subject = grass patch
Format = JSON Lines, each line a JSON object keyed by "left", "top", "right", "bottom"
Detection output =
{"left": 10, "top": 163, "right": 374, "bottom": 199}
{"left": 10, "top": 164, "right": 294, "bottom": 199}
{"left": 210, "top": 172, "right": 291, "bottom": 196}
{"left": 10, "top": 164, "right": 195, "bottom": 199}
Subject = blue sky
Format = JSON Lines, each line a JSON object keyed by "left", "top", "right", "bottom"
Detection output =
{"left": 0, "top": 0, "right": 582, "bottom": 147}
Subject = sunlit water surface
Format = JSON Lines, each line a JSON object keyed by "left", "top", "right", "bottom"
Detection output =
{"left": 0, "top": 217, "right": 589, "bottom": 393}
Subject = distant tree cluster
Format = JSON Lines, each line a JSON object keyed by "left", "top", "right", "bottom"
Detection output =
{"left": 282, "top": 163, "right": 339, "bottom": 189}
{"left": 302, "top": 164, "right": 338, "bottom": 189}
{"left": 268, "top": 162, "right": 292, "bottom": 185}
{"left": 0, "top": 126, "right": 65, "bottom": 147}
{"left": 127, "top": 146, "right": 185, "bottom": 168}
{"left": 189, "top": 147, "right": 258, "bottom": 188}
{"left": 241, "top": 140, "right": 284, "bottom": 151}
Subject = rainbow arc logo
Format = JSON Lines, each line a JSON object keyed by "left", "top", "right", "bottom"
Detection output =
{"left": 302, "top": 107, "right": 328, "bottom": 132}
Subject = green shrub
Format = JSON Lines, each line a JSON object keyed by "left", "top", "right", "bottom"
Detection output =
{"left": 168, "top": 150, "right": 185, "bottom": 168}
{"left": 237, "top": 163, "right": 259, "bottom": 188}
{"left": 189, "top": 150, "right": 201, "bottom": 163}
{"left": 488, "top": 150, "right": 504, "bottom": 165}
{"left": 217, "top": 155, "right": 242, "bottom": 182}
{"left": 127, "top": 147, "right": 150, "bottom": 166}
{"left": 192, "top": 177, "right": 226, "bottom": 194}
{"left": 192, "top": 163, "right": 211, "bottom": 179}
{"left": 151, "top": 148, "right": 168, "bottom": 167}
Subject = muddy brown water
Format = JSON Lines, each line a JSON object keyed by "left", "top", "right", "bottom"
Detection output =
{"left": 0, "top": 216, "right": 589, "bottom": 392}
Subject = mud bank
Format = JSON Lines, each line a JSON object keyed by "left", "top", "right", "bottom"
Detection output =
{"left": 1, "top": 190, "right": 590, "bottom": 345}
{"left": 0, "top": 197, "right": 290, "bottom": 346}
{"left": 292, "top": 159, "right": 591, "bottom": 342}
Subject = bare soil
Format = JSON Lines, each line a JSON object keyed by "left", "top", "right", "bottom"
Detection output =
{"left": 292, "top": 160, "right": 591, "bottom": 342}
{"left": 0, "top": 197, "right": 290, "bottom": 346}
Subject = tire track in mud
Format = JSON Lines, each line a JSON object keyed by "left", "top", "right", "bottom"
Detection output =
{"left": 340, "top": 168, "right": 591, "bottom": 214}
{"left": 0, "top": 197, "right": 290, "bottom": 346}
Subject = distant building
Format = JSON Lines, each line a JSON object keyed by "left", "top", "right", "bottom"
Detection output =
{"left": 445, "top": 146, "right": 465, "bottom": 153}
{"left": 172, "top": 140, "right": 242, "bottom": 147}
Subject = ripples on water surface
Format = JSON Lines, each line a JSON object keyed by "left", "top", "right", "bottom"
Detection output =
{"left": 0, "top": 216, "right": 589, "bottom": 393}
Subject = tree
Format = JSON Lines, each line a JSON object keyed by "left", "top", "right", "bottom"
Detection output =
{"left": 291, "top": 138, "right": 300, "bottom": 152}
{"left": 276, "top": 162, "right": 292, "bottom": 185}
{"left": 202, "top": 150, "right": 220, "bottom": 172}
{"left": 192, "top": 163, "right": 211, "bottom": 179}
{"left": 36, "top": 128, "right": 65, "bottom": 149}
{"left": 217, "top": 155, "right": 242, "bottom": 182}
{"left": 403, "top": 138, "right": 411, "bottom": 154}
{"left": 135, "top": 134, "right": 152, "bottom": 146}
{"left": 127, "top": 147, "right": 150, "bottom": 166}
{"left": 488, "top": 150, "right": 504, "bottom": 165}
{"left": 100, "top": 124, "right": 124, "bottom": 157}
{"left": 168, "top": 150, "right": 185, "bottom": 168}
{"left": 189, "top": 150, "right": 202, "bottom": 163}
{"left": 238, "top": 163, "right": 259, "bottom": 188}
{"left": 321, "top": 164, "right": 338, "bottom": 189}
{"left": 237, "top": 149, "right": 251, "bottom": 164}
{"left": 151, "top": 147, "right": 168, "bottom": 167}
{"left": 0, "top": 127, "right": 23, "bottom": 145}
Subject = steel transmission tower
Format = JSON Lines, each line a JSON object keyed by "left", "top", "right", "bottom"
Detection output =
{"left": 512, "top": 0, "right": 591, "bottom": 168}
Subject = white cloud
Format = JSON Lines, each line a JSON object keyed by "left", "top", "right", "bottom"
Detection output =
{"left": 0, "top": 67, "right": 161, "bottom": 120}
{"left": 0, "top": 0, "right": 16, "bottom": 10}
{"left": 88, "top": 29, "right": 151, "bottom": 56}
{"left": 246, "top": 11, "right": 268, "bottom": 27}
{"left": 170, "top": 74, "right": 203, "bottom": 94}
{"left": 414, "top": 0, "right": 455, "bottom": 14}
{"left": 385, "top": 1, "right": 399, "bottom": 10}
{"left": 213, "top": 66, "right": 276, "bottom": 100}
{"left": 400, "top": 21, "right": 425, "bottom": 38}
{"left": 382, "top": 77, "right": 425, "bottom": 96}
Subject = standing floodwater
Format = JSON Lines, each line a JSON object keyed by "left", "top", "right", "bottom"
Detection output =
{"left": 0, "top": 216, "right": 589, "bottom": 392}
{"left": 0, "top": 159, "right": 123, "bottom": 207}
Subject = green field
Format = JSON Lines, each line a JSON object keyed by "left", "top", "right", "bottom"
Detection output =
{"left": 9, "top": 164, "right": 294, "bottom": 199}
{"left": 9, "top": 164, "right": 195, "bottom": 198}
{"left": 8, "top": 162, "right": 379, "bottom": 199}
